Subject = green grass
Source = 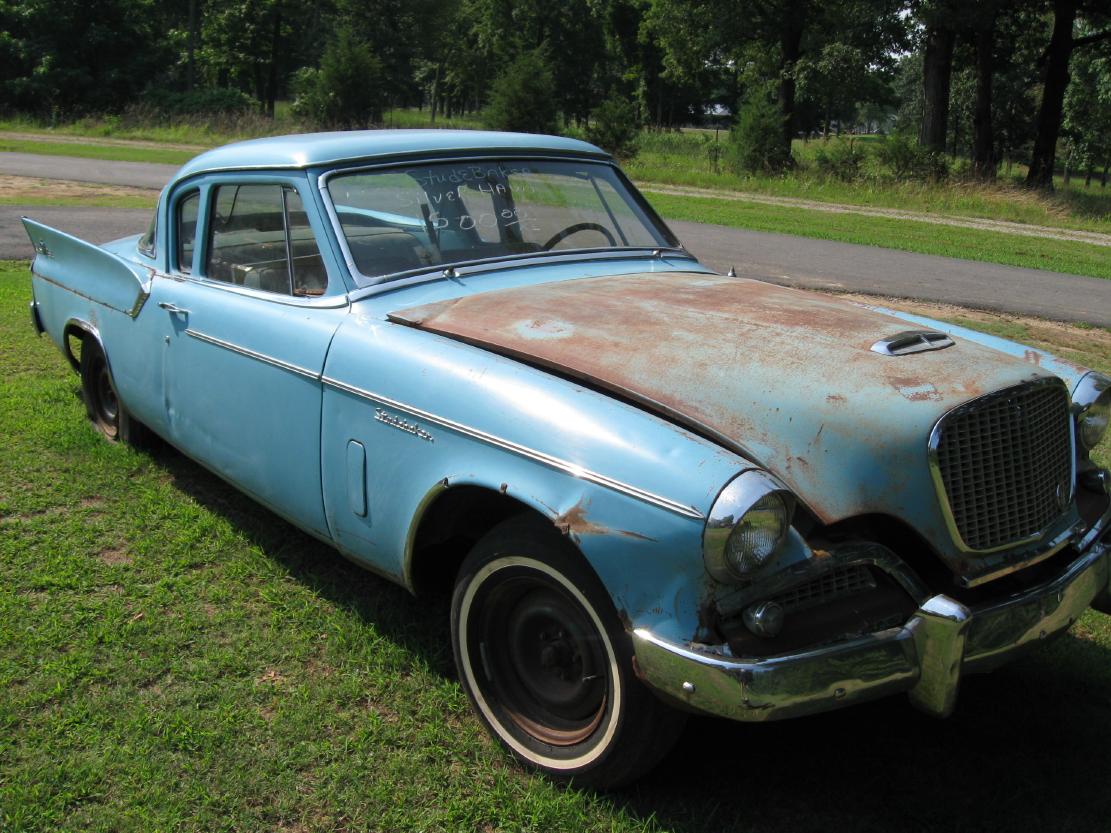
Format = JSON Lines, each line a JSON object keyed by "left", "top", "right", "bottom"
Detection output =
{"left": 627, "top": 132, "right": 1111, "bottom": 235}
{"left": 646, "top": 191, "right": 1111, "bottom": 280}
{"left": 0, "top": 137, "right": 197, "bottom": 166}
{"left": 2, "top": 258, "right": 1111, "bottom": 831}
{"left": 0, "top": 193, "right": 158, "bottom": 210}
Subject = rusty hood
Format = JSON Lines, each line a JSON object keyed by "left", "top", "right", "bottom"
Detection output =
{"left": 388, "top": 272, "right": 1049, "bottom": 550}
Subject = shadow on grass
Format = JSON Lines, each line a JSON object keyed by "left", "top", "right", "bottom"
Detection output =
{"left": 149, "top": 440, "right": 1111, "bottom": 833}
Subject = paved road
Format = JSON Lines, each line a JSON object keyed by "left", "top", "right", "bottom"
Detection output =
{"left": 4, "top": 151, "right": 1111, "bottom": 327}
{"left": 0, "top": 152, "right": 179, "bottom": 189}
{"left": 673, "top": 221, "right": 1111, "bottom": 327}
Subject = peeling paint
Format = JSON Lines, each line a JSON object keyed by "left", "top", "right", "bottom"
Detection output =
{"left": 553, "top": 497, "right": 609, "bottom": 537}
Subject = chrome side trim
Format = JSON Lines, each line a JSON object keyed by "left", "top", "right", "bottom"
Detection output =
{"left": 321, "top": 375, "right": 704, "bottom": 520}
{"left": 184, "top": 329, "right": 322, "bottom": 381}
{"left": 32, "top": 269, "right": 151, "bottom": 320}
{"left": 927, "top": 377, "right": 1075, "bottom": 555}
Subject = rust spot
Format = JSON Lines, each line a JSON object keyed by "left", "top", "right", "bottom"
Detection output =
{"left": 553, "top": 498, "right": 608, "bottom": 537}
{"left": 1024, "top": 349, "right": 1041, "bottom": 366}
{"left": 1054, "top": 355, "right": 1091, "bottom": 374}
{"left": 826, "top": 394, "right": 847, "bottom": 405}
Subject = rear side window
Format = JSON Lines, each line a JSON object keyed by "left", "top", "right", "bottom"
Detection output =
{"left": 176, "top": 190, "right": 200, "bottom": 273}
{"left": 206, "top": 184, "right": 327, "bottom": 296}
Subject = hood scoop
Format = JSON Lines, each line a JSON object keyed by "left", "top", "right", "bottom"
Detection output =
{"left": 870, "top": 330, "right": 955, "bottom": 356}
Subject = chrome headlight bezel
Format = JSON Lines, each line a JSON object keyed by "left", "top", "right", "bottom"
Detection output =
{"left": 703, "top": 470, "right": 797, "bottom": 583}
{"left": 1074, "top": 372, "right": 1111, "bottom": 452}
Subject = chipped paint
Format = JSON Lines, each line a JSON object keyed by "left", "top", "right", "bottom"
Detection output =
{"left": 553, "top": 497, "right": 609, "bottom": 537}
{"left": 389, "top": 271, "right": 1056, "bottom": 572}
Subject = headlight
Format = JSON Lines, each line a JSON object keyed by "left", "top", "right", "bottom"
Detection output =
{"left": 1075, "top": 372, "right": 1111, "bottom": 451}
{"left": 704, "top": 471, "right": 796, "bottom": 583}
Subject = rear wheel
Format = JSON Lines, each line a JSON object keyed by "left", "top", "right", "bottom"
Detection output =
{"left": 79, "top": 338, "right": 153, "bottom": 447}
{"left": 451, "top": 516, "right": 685, "bottom": 788}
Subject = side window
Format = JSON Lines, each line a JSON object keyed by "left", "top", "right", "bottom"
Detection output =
{"left": 176, "top": 191, "right": 199, "bottom": 273}
{"left": 206, "top": 183, "right": 326, "bottom": 296}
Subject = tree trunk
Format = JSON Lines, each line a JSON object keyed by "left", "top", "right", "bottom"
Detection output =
{"left": 264, "top": 6, "right": 281, "bottom": 118}
{"left": 1085, "top": 165, "right": 1093, "bottom": 186}
{"left": 919, "top": 24, "right": 956, "bottom": 152}
{"left": 1102, "top": 163, "right": 1108, "bottom": 187}
{"left": 778, "top": 12, "right": 805, "bottom": 163}
{"left": 971, "top": 22, "right": 996, "bottom": 179}
{"left": 187, "top": 0, "right": 198, "bottom": 91}
{"left": 1026, "top": 0, "right": 1077, "bottom": 188}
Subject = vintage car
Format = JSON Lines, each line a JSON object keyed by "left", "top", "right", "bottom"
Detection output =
{"left": 21, "top": 130, "right": 1111, "bottom": 788}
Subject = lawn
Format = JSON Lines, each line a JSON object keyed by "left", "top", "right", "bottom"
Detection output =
{"left": 647, "top": 191, "right": 1111, "bottom": 281}
{"left": 627, "top": 131, "right": 1111, "bottom": 236}
{"left": 2, "top": 259, "right": 1111, "bottom": 832}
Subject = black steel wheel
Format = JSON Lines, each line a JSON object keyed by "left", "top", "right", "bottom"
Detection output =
{"left": 451, "top": 515, "right": 685, "bottom": 788}
{"left": 78, "top": 337, "right": 154, "bottom": 447}
{"left": 80, "top": 339, "right": 120, "bottom": 440}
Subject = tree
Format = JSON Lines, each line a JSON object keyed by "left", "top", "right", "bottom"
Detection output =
{"left": 646, "top": 0, "right": 907, "bottom": 164}
{"left": 292, "top": 29, "right": 386, "bottom": 129}
{"left": 0, "top": 0, "right": 171, "bottom": 116}
{"left": 1026, "top": 0, "right": 1111, "bottom": 188}
{"left": 726, "top": 84, "right": 793, "bottom": 173}
{"left": 1062, "top": 36, "right": 1111, "bottom": 184}
{"left": 483, "top": 49, "right": 559, "bottom": 134}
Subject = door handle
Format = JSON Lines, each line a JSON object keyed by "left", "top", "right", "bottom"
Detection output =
{"left": 158, "top": 301, "right": 190, "bottom": 316}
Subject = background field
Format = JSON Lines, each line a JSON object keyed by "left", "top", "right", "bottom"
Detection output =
{"left": 2, "top": 260, "right": 1110, "bottom": 832}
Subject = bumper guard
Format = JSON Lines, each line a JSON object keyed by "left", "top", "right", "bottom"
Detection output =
{"left": 633, "top": 528, "right": 1110, "bottom": 721}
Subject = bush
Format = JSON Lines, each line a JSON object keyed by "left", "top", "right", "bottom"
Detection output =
{"left": 814, "top": 138, "right": 867, "bottom": 181}
{"left": 725, "top": 88, "right": 792, "bottom": 174}
{"left": 585, "top": 95, "right": 640, "bottom": 159}
{"left": 483, "top": 50, "right": 558, "bottom": 135}
{"left": 875, "top": 132, "right": 948, "bottom": 181}
{"left": 139, "top": 87, "right": 254, "bottom": 118}
{"left": 292, "top": 30, "right": 385, "bottom": 129}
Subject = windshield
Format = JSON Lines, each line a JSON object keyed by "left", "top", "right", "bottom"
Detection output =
{"left": 325, "top": 159, "right": 677, "bottom": 283}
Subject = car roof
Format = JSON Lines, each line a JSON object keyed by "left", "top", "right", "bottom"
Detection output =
{"left": 172, "top": 129, "right": 609, "bottom": 184}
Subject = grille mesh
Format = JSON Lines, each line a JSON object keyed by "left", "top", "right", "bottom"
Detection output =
{"left": 935, "top": 382, "right": 1071, "bottom": 551}
{"left": 772, "top": 565, "right": 876, "bottom": 613}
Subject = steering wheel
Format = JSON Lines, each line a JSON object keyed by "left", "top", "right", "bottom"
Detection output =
{"left": 541, "top": 222, "right": 617, "bottom": 251}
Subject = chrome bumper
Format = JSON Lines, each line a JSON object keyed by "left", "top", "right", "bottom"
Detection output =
{"left": 633, "top": 533, "right": 1110, "bottom": 721}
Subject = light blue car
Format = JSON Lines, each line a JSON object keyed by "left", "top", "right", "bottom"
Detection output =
{"left": 22, "top": 130, "right": 1111, "bottom": 787}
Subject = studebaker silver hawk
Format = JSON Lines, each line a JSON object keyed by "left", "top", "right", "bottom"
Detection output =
{"left": 22, "top": 130, "right": 1111, "bottom": 788}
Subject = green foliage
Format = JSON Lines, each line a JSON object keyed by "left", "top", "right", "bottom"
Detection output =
{"left": 139, "top": 87, "right": 254, "bottom": 118}
{"left": 814, "top": 138, "right": 866, "bottom": 181}
{"left": 725, "top": 87, "right": 793, "bottom": 174}
{"left": 292, "top": 31, "right": 385, "bottom": 130}
{"left": 585, "top": 95, "right": 640, "bottom": 158}
{"left": 0, "top": 0, "right": 171, "bottom": 116}
{"left": 874, "top": 131, "right": 948, "bottom": 180}
{"left": 482, "top": 50, "right": 559, "bottom": 135}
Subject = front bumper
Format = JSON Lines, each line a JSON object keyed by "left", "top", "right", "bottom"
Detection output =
{"left": 633, "top": 525, "right": 1111, "bottom": 721}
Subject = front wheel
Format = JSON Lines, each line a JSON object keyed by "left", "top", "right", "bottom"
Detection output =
{"left": 451, "top": 516, "right": 685, "bottom": 788}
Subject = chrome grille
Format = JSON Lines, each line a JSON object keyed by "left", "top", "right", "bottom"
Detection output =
{"left": 772, "top": 565, "right": 876, "bottom": 613}
{"left": 933, "top": 381, "right": 1072, "bottom": 551}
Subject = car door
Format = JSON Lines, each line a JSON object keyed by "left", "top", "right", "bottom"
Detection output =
{"left": 159, "top": 176, "right": 348, "bottom": 538}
